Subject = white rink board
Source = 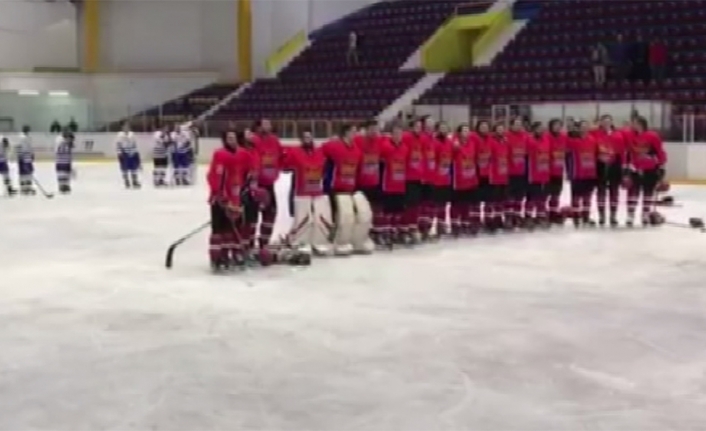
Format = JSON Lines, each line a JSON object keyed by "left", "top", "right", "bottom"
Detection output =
{"left": 1, "top": 163, "right": 706, "bottom": 430}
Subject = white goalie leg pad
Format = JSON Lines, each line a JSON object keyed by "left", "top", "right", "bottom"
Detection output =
{"left": 311, "top": 195, "right": 334, "bottom": 256}
{"left": 289, "top": 195, "right": 315, "bottom": 250}
{"left": 333, "top": 193, "right": 355, "bottom": 255}
{"left": 351, "top": 191, "right": 374, "bottom": 253}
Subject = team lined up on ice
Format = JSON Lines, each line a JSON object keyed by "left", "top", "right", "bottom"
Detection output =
{"left": 0, "top": 126, "right": 76, "bottom": 196}
{"left": 118, "top": 123, "right": 198, "bottom": 189}
{"left": 0, "top": 123, "right": 199, "bottom": 196}
{"left": 205, "top": 115, "right": 667, "bottom": 269}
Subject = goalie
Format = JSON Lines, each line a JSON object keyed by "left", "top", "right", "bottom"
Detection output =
{"left": 322, "top": 125, "right": 375, "bottom": 255}
{"left": 282, "top": 130, "right": 333, "bottom": 256}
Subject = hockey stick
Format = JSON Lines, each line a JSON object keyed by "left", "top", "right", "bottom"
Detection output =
{"left": 165, "top": 221, "right": 211, "bottom": 269}
{"left": 32, "top": 176, "right": 54, "bottom": 199}
{"left": 664, "top": 220, "right": 706, "bottom": 233}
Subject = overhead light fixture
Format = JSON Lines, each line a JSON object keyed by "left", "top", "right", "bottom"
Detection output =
{"left": 48, "top": 91, "right": 69, "bottom": 96}
{"left": 18, "top": 90, "right": 39, "bottom": 96}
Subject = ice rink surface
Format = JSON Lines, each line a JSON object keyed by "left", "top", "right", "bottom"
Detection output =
{"left": 1, "top": 162, "right": 706, "bottom": 430}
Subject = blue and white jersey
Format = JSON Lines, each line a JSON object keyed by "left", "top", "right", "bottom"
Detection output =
{"left": 152, "top": 131, "right": 168, "bottom": 159}
{"left": 15, "top": 133, "right": 34, "bottom": 164}
{"left": 55, "top": 136, "right": 73, "bottom": 165}
{"left": 175, "top": 129, "right": 193, "bottom": 155}
{"left": 116, "top": 131, "right": 138, "bottom": 158}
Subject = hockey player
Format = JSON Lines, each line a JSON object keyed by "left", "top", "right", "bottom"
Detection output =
{"left": 546, "top": 119, "right": 567, "bottom": 224}
{"left": 472, "top": 120, "right": 493, "bottom": 230}
{"left": 116, "top": 123, "right": 141, "bottom": 189}
{"left": 450, "top": 124, "right": 480, "bottom": 236}
{"left": 506, "top": 118, "right": 529, "bottom": 227}
{"left": 379, "top": 123, "right": 409, "bottom": 246}
{"left": 354, "top": 121, "right": 383, "bottom": 244}
{"left": 282, "top": 130, "right": 332, "bottom": 255}
{"left": 526, "top": 122, "right": 551, "bottom": 228}
{"left": 55, "top": 129, "right": 74, "bottom": 194}
{"left": 623, "top": 116, "right": 667, "bottom": 226}
{"left": 418, "top": 117, "right": 437, "bottom": 239}
{"left": 402, "top": 120, "right": 427, "bottom": 240}
{"left": 15, "top": 125, "right": 35, "bottom": 195}
{"left": 152, "top": 127, "right": 169, "bottom": 187}
{"left": 251, "top": 118, "right": 283, "bottom": 248}
{"left": 173, "top": 126, "right": 194, "bottom": 186}
{"left": 0, "top": 135, "right": 16, "bottom": 195}
{"left": 432, "top": 122, "right": 454, "bottom": 237}
{"left": 322, "top": 124, "right": 373, "bottom": 255}
{"left": 488, "top": 123, "right": 510, "bottom": 231}
{"left": 566, "top": 120, "right": 598, "bottom": 227}
{"left": 207, "top": 130, "right": 258, "bottom": 270}
{"left": 592, "top": 114, "right": 626, "bottom": 227}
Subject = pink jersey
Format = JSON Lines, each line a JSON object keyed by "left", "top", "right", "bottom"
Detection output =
{"left": 251, "top": 132, "right": 283, "bottom": 186}
{"left": 451, "top": 135, "right": 478, "bottom": 190}
{"left": 567, "top": 135, "right": 598, "bottom": 180}
{"left": 527, "top": 133, "right": 551, "bottom": 184}
{"left": 379, "top": 137, "right": 409, "bottom": 194}
{"left": 355, "top": 134, "right": 382, "bottom": 188}
{"left": 506, "top": 130, "right": 529, "bottom": 176}
{"left": 547, "top": 132, "right": 567, "bottom": 178}
{"left": 435, "top": 134, "right": 454, "bottom": 187}
{"left": 281, "top": 146, "right": 326, "bottom": 197}
{"left": 322, "top": 139, "right": 362, "bottom": 193}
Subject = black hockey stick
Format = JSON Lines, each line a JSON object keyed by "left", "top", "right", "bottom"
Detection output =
{"left": 165, "top": 221, "right": 211, "bottom": 269}
{"left": 32, "top": 176, "right": 54, "bottom": 199}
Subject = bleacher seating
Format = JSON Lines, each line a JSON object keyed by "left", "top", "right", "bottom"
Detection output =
{"left": 116, "top": 83, "right": 240, "bottom": 132}
{"left": 418, "top": 0, "right": 706, "bottom": 117}
{"left": 207, "top": 0, "right": 487, "bottom": 131}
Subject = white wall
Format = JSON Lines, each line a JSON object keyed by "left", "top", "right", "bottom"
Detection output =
{"left": 0, "top": 72, "right": 219, "bottom": 126}
{"left": 251, "top": 0, "right": 378, "bottom": 77}
{"left": 99, "top": 0, "right": 237, "bottom": 77}
{"left": 0, "top": 0, "right": 77, "bottom": 69}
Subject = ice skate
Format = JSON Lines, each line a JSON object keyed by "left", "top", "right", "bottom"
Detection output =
{"left": 609, "top": 217, "right": 619, "bottom": 228}
{"left": 59, "top": 185, "right": 71, "bottom": 195}
{"left": 598, "top": 213, "right": 606, "bottom": 227}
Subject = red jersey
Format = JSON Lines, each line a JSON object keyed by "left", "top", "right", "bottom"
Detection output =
{"left": 379, "top": 137, "right": 409, "bottom": 194}
{"left": 435, "top": 134, "right": 454, "bottom": 186}
{"left": 567, "top": 135, "right": 598, "bottom": 179}
{"left": 547, "top": 132, "right": 567, "bottom": 178}
{"left": 322, "top": 139, "right": 362, "bottom": 193}
{"left": 421, "top": 133, "right": 438, "bottom": 184}
{"left": 355, "top": 134, "right": 382, "bottom": 188}
{"left": 251, "top": 132, "right": 282, "bottom": 186}
{"left": 402, "top": 132, "right": 425, "bottom": 182}
{"left": 625, "top": 130, "right": 667, "bottom": 171}
{"left": 527, "top": 133, "right": 551, "bottom": 184}
{"left": 473, "top": 133, "right": 493, "bottom": 178}
{"left": 489, "top": 135, "right": 510, "bottom": 185}
{"left": 591, "top": 128, "right": 625, "bottom": 165}
{"left": 282, "top": 146, "right": 326, "bottom": 197}
{"left": 451, "top": 135, "right": 478, "bottom": 190}
{"left": 506, "top": 130, "right": 529, "bottom": 176}
{"left": 207, "top": 147, "right": 256, "bottom": 206}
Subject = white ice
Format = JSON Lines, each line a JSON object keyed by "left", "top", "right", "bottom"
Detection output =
{"left": 1, "top": 162, "right": 706, "bottom": 431}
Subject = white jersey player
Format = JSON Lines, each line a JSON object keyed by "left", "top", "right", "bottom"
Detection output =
{"left": 152, "top": 129, "right": 169, "bottom": 187}
{"left": 116, "top": 124, "right": 141, "bottom": 189}
{"left": 55, "top": 131, "right": 75, "bottom": 194}
{"left": 0, "top": 135, "right": 16, "bottom": 195}
{"left": 15, "top": 126, "right": 35, "bottom": 195}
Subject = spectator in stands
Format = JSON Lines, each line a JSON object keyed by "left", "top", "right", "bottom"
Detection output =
{"left": 67, "top": 117, "right": 78, "bottom": 133}
{"left": 50, "top": 119, "right": 62, "bottom": 133}
{"left": 609, "top": 34, "right": 628, "bottom": 81}
{"left": 649, "top": 38, "right": 667, "bottom": 82}
{"left": 591, "top": 42, "right": 609, "bottom": 85}
{"left": 629, "top": 33, "right": 649, "bottom": 83}
{"left": 347, "top": 31, "right": 359, "bottom": 65}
